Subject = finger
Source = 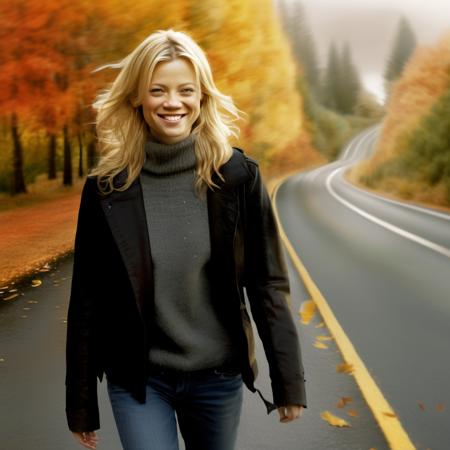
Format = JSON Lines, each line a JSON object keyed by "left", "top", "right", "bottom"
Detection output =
{"left": 80, "top": 432, "right": 98, "bottom": 449}
{"left": 277, "top": 406, "right": 286, "bottom": 421}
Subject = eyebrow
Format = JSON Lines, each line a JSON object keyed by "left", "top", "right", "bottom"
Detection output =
{"left": 150, "top": 82, "right": 196, "bottom": 87}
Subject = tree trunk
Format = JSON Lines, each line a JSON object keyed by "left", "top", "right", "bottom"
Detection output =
{"left": 87, "top": 125, "right": 97, "bottom": 171}
{"left": 63, "top": 124, "right": 72, "bottom": 186}
{"left": 11, "top": 113, "right": 27, "bottom": 195}
{"left": 77, "top": 132, "right": 84, "bottom": 178}
{"left": 48, "top": 132, "right": 57, "bottom": 180}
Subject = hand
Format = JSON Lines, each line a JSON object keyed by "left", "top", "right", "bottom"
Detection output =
{"left": 277, "top": 405, "right": 304, "bottom": 423}
{"left": 71, "top": 431, "right": 99, "bottom": 449}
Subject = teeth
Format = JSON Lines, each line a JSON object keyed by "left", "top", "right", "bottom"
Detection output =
{"left": 161, "top": 115, "right": 183, "bottom": 121}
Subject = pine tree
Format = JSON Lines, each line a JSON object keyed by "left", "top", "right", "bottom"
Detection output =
{"left": 322, "top": 43, "right": 340, "bottom": 110}
{"left": 276, "top": 0, "right": 320, "bottom": 99}
{"left": 338, "top": 43, "right": 361, "bottom": 114}
{"left": 384, "top": 16, "right": 417, "bottom": 97}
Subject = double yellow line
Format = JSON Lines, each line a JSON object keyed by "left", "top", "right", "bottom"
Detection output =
{"left": 271, "top": 179, "right": 416, "bottom": 450}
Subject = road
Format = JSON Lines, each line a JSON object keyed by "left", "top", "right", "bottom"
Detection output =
{"left": 275, "top": 125, "right": 450, "bottom": 449}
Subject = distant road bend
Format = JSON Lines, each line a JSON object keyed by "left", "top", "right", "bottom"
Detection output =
{"left": 275, "top": 125, "right": 450, "bottom": 449}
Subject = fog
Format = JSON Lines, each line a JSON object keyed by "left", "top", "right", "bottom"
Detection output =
{"left": 283, "top": 0, "right": 450, "bottom": 102}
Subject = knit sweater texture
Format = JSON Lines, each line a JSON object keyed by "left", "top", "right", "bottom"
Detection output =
{"left": 140, "top": 133, "right": 238, "bottom": 371}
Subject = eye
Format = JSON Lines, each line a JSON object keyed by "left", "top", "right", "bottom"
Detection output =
{"left": 181, "top": 88, "right": 195, "bottom": 94}
{"left": 150, "top": 88, "right": 163, "bottom": 95}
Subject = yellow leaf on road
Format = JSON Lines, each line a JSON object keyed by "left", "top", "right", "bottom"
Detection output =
{"left": 337, "top": 362, "right": 355, "bottom": 373}
{"left": 3, "top": 293, "right": 19, "bottom": 301}
{"left": 320, "top": 411, "right": 351, "bottom": 427}
{"left": 317, "top": 335, "right": 333, "bottom": 341}
{"left": 436, "top": 403, "right": 445, "bottom": 412}
{"left": 31, "top": 279, "right": 42, "bottom": 287}
{"left": 299, "top": 300, "right": 316, "bottom": 324}
{"left": 347, "top": 409, "right": 359, "bottom": 417}
{"left": 314, "top": 341, "right": 328, "bottom": 349}
{"left": 336, "top": 397, "right": 353, "bottom": 408}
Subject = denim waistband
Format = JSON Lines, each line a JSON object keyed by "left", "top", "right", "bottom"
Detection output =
{"left": 147, "top": 363, "right": 241, "bottom": 377}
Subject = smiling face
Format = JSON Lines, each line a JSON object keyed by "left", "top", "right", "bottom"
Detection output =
{"left": 142, "top": 57, "right": 202, "bottom": 144}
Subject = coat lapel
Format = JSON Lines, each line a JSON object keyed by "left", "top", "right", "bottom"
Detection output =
{"left": 99, "top": 171, "right": 154, "bottom": 324}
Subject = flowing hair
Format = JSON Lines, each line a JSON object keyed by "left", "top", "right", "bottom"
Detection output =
{"left": 89, "top": 29, "right": 244, "bottom": 197}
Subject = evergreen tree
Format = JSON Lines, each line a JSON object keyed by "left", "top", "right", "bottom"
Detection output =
{"left": 338, "top": 42, "right": 361, "bottom": 114}
{"left": 322, "top": 43, "right": 340, "bottom": 110}
{"left": 384, "top": 16, "right": 417, "bottom": 96}
{"left": 277, "top": 0, "right": 321, "bottom": 99}
{"left": 322, "top": 42, "right": 361, "bottom": 114}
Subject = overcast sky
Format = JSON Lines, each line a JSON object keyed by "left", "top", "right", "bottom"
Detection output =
{"left": 284, "top": 0, "right": 450, "bottom": 103}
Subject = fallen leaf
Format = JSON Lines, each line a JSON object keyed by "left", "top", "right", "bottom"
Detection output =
{"left": 3, "top": 293, "right": 19, "bottom": 301}
{"left": 337, "top": 362, "right": 355, "bottom": 374}
{"left": 436, "top": 403, "right": 445, "bottom": 412}
{"left": 347, "top": 409, "right": 359, "bottom": 417}
{"left": 31, "top": 279, "right": 42, "bottom": 287}
{"left": 418, "top": 402, "right": 425, "bottom": 412}
{"left": 317, "top": 335, "right": 334, "bottom": 341}
{"left": 382, "top": 411, "right": 397, "bottom": 418}
{"left": 320, "top": 410, "right": 351, "bottom": 427}
{"left": 315, "top": 322, "right": 325, "bottom": 328}
{"left": 20, "top": 315, "right": 28, "bottom": 319}
{"left": 299, "top": 300, "right": 316, "bottom": 325}
{"left": 314, "top": 341, "right": 328, "bottom": 349}
{"left": 22, "top": 307, "right": 31, "bottom": 311}
{"left": 0, "top": 358, "right": 5, "bottom": 362}
{"left": 336, "top": 397, "right": 353, "bottom": 408}
{"left": 27, "top": 300, "right": 38, "bottom": 304}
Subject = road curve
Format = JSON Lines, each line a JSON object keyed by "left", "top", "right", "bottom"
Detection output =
{"left": 275, "top": 126, "right": 450, "bottom": 449}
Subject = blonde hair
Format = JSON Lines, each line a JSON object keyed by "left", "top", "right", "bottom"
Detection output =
{"left": 89, "top": 29, "right": 243, "bottom": 197}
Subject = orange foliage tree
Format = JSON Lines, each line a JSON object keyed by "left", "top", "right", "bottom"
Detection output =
{"left": 0, "top": 0, "right": 319, "bottom": 195}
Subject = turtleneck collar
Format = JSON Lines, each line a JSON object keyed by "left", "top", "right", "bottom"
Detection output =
{"left": 142, "top": 133, "right": 197, "bottom": 176}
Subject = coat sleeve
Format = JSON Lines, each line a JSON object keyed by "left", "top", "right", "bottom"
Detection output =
{"left": 243, "top": 158, "right": 307, "bottom": 408}
{"left": 65, "top": 177, "right": 102, "bottom": 432}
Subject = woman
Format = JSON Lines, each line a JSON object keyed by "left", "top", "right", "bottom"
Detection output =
{"left": 66, "top": 29, "right": 307, "bottom": 450}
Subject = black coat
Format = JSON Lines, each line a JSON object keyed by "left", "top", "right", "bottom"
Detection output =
{"left": 65, "top": 147, "right": 307, "bottom": 432}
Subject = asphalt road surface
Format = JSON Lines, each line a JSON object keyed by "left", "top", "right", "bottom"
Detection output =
{"left": 275, "top": 125, "right": 450, "bottom": 449}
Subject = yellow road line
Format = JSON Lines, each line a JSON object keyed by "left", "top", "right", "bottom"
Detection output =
{"left": 271, "top": 179, "right": 416, "bottom": 450}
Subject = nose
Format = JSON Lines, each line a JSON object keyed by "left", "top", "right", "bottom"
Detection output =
{"left": 163, "top": 92, "right": 182, "bottom": 109}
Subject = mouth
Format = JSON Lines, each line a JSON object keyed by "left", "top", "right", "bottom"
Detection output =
{"left": 157, "top": 114, "right": 187, "bottom": 123}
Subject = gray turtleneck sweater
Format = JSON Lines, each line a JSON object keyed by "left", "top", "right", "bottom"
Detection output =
{"left": 140, "top": 133, "right": 238, "bottom": 372}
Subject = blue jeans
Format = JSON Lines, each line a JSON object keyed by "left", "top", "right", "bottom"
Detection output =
{"left": 106, "top": 366, "right": 244, "bottom": 450}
